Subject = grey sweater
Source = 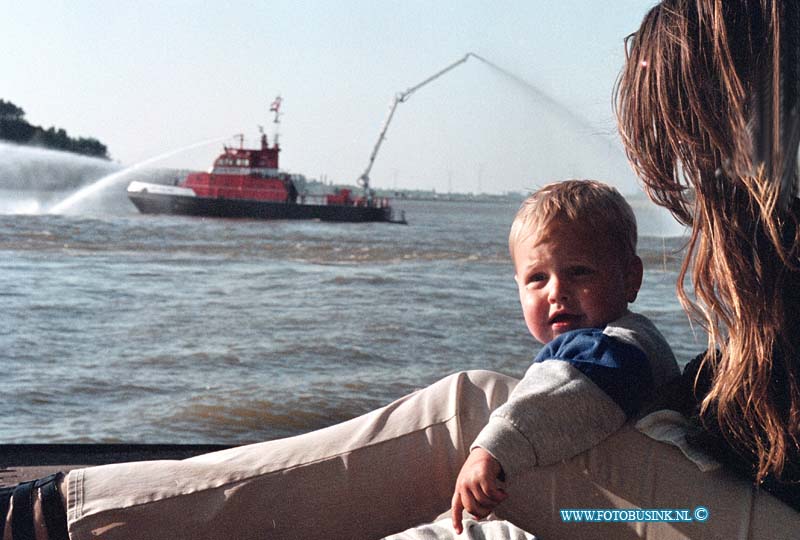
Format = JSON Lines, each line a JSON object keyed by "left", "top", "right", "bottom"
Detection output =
{"left": 472, "top": 311, "right": 679, "bottom": 479}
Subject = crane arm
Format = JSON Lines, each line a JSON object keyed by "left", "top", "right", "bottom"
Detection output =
{"left": 358, "top": 53, "right": 474, "bottom": 192}
{"left": 398, "top": 53, "right": 471, "bottom": 102}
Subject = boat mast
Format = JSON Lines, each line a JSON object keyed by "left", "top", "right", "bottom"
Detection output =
{"left": 356, "top": 53, "right": 476, "bottom": 199}
{"left": 270, "top": 95, "right": 282, "bottom": 147}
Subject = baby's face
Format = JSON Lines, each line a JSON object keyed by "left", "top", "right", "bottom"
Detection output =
{"left": 513, "top": 219, "right": 642, "bottom": 344}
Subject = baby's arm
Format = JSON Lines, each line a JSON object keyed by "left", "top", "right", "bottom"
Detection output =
{"left": 449, "top": 361, "right": 625, "bottom": 534}
{"left": 450, "top": 447, "right": 508, "bottom": 534}
{"left": 450, "top": 322, "right": 668, "bottom": 532}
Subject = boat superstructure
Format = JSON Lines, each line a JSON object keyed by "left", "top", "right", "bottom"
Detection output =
{"left": 127, "top": 99, "right": 403, "bottom": 223}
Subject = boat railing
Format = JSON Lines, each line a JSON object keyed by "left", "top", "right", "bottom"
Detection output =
{"left": 299, "top": 193, "right": 393, "bottom": 208}
{"left": 298, "top": 193, "right": 326, "bottom": 205}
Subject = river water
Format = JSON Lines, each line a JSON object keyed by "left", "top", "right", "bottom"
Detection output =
{"left": 1, "top": 170, "right": 700, "bottom": 444}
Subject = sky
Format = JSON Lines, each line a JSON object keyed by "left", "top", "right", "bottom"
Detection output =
{"left": 1, "top": 0, "right": 660, "bottom": 195}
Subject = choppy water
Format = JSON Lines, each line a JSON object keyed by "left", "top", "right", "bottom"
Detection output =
{"left": 0, "top": 197, "right": 701, "bottom": 444}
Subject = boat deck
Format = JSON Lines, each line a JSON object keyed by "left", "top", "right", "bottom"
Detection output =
{"left": 0, "top": 444, "right": 233, "bottom": 487}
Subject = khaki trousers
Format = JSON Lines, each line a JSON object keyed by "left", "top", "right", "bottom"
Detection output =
{"left": 65, "top": 371, "right": 798, "bottom": 540}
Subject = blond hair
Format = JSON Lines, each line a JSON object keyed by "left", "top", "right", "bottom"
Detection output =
{"left": 616, "top": 0, "right": 800, "bottom": 481}
{"left": 509, "top": 179, "right": 638, "bottom": 263}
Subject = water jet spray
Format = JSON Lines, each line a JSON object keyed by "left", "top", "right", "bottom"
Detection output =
{"left": 48, "top": 136, "right": 231, "bottom": 214}
{"left": 357, "top": 52, "right": 629, "bottom": 197}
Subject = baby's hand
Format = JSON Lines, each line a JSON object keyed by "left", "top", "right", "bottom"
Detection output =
{"left": 450, "top": 448, "right": 508, "bottom": 534}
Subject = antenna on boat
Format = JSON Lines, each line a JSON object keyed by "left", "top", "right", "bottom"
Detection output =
{"left": 356, "top": 53, "right": 475, "bottom": 199}
{"left": 270, "top": 95, "right": 283, "bottom": 147}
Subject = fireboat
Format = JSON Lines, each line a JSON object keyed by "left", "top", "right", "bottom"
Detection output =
{"left": 127, "top": 99, "right": 405, "bottom": 224}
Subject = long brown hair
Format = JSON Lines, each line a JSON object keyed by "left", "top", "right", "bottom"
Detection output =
{"left": 615, "top": 0, "right": 800, "bottom": 482}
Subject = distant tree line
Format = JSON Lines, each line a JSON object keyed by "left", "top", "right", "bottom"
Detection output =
{"left": 0, "top": 99, "right": 109, "bottom": 159}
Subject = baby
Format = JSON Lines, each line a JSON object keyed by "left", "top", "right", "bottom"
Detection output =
{"left": 451, "top": 180, "right": 679, "bottom": 532}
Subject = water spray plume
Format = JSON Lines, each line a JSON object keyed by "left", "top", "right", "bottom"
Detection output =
{"left": 468, "top": 52, "right": 611, "bottom": 140}
{"left": 466, "top": 52, "right": 637, "bottom": 192}
{"left": 48, "top": 135, "right": 230, "bottom": 214}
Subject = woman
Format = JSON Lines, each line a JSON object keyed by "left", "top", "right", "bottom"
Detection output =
{"left": 616, "top": 0, "right": 800, "bottom": 509}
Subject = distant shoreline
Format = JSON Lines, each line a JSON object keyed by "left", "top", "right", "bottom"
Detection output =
{"left": 0, "top": 98, "right": 109, "bottom": 160}
{"left": 391, "top": 194, "right": 523, "bottom": 204}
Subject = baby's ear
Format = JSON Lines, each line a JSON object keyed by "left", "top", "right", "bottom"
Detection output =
{"left": 626, "top": 255, "right": 644, "bottom": 303}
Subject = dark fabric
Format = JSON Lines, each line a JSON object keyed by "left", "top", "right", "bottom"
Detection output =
{"left": 679, "top": 352, "right": 800, "bottom": 512}
{"left": 11, "top": 480, "right": 35, "bottom": 540}
{"left": 0, "top": 486, "right": 13, "bottom": 540}
{"left": 37, "top": 473, "right": 69, "bottom": 540}
{"left": 0, "top": 474, "right": 68, "bottom": 540}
